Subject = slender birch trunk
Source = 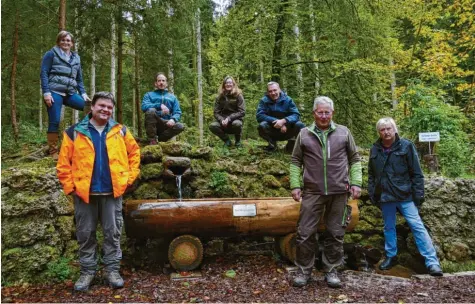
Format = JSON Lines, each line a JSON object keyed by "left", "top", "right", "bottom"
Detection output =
{"left": 111, "top": 18, "right": 117, "bottom": 119}
{"left": 168, "top": 6, "right": 175, "bottom": 94}
{"left": 390, "top": 57, "right": 397, "bottom": 110}
{"left": 293, "top": 22, "right": 304, "bottom": 110}
{"left": 196, "top": 8, "right": 204, "bottom": 145}
{"left": 310, "top": 7, "right": 320, "bottom": 98}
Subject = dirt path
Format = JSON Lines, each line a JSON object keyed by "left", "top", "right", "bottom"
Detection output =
{"left": 2, "top": 255, "right": 474, "bottom": 303}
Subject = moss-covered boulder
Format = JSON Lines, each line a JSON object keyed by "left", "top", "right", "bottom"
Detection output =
{"left": 140, "top": 163, "right": 164, "bottom": 180}
{"left": 258, "top": 159, "right": 288, "bottom": 175}
{"left": 160, "top": 141, "right": 191, "bottom": 156}
{"left": 262, "top": 175, "right": 281, "bottom": 188}
{"left": 140, "top": 145, "right": 163, "bottom": 164}
{"left": 2, "top": 243, "right": 62, "bottom": 285}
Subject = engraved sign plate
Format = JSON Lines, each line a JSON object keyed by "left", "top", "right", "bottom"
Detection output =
{"left": 233, "top": 204, "right": 257, "bottom": 217}
{"left": 419, "top": 132, "right": 440, "bottom": 142}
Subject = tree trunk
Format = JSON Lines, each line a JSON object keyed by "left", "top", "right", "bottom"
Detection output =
{"left": 310, "top": 6, "right": 320, "bottom": 98}
{"left": 86, "top": 45, "right": 95, "bottom": 114}
{"left": 110, "top": 17, "right": 117, "bottom": 119}
{"left": 271, "top": 0, "right": 288, "bottom": 84}
{"left": 10, "top": 10, "right": 20, "bottom": 142}
{"left": 116, "top": 6, "right": 123, "bottom": 124}
{"left": 58, "top": 0, "right": 66, "bottom": 31}
{"left": 133, "top": 17, "right": 142, "bottom": 137}
{"left": 293, "top": 21, "right": 304, "bottom": 110}
{"left": 167, "top": 6, "right": 175, "bottom": 94}
{"left": 196, "top": 8, "right": 204, "bottom": 145}
{"left": 39, "top": 83, "right": 43, "bottom": 131}
{"left": 73, "top": 6, "right": 79, "bottom": 124}
{"left": 390, "top": 57, "right": 397, "bottom": 110}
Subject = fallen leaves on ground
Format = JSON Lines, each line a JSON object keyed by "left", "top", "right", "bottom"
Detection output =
{"left": 2, "top": 255, "right": 475, "bottom": 303}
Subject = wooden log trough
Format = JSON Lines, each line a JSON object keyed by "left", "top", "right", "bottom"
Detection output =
{"left": 124, "top": 198, "right": 359, "bottom": 271}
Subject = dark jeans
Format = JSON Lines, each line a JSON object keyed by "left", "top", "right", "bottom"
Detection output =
{"left": 257, "top": 121, "right": 305, "bottom": 144}
{"left": 209, "top": 120, "right": 243, "bottom": 142}
{"left": 74, "top": 194, "right": 123, "bottom": 274}
{"left": 47, "top": 92, "right": 85, "bottom": 133}
{"left": 145, "top": 111, "right": 184, "bottom": 141}
{"left": 295, "top": 193, "right": 347, "bottom": 274}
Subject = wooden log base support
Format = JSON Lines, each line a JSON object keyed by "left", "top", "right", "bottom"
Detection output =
{"left": 168, "top": 235, "right": 204, "bottom": 271}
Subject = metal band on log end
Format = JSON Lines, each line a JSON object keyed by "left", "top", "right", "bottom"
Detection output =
{"left": 168, "top": 235, "right": 204, "bottom": 271}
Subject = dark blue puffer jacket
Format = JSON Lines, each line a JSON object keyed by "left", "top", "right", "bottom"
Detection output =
{"left": 368, "top": 135, "right": 424, "bottom": 204}
{"left": 256, "top": 91, "right": 300, "bottom": 125}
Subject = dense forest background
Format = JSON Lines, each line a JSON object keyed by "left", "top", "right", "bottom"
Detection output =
{"left": 1, "top": 0, "right": 474, "bottom": 177}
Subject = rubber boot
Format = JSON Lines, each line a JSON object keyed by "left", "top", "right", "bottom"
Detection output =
{"left": 47, "top": 132, "right": 59, "bottom": 160}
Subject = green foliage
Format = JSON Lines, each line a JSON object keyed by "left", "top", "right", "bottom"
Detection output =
{"left": 441, "top": 260, "right": 475, "bottom": 273}
{"left": 209, "top": 171, "right": 230, "bottom": 193}
{"left": 398, "top": 82, "right": 470, "bottom": 177}
{"left": 1, "top": 122, "right": 46, "bottom": 156}
{"left": 44, "top": 257, "right": 76, "bottom": 283}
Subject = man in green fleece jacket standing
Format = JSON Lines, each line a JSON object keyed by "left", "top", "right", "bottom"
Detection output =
{"left": 289, "top": 96, "right": 362, "bottom": 289}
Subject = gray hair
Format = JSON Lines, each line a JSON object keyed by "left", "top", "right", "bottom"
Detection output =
{"left": 267, "top": 81, "right": 280, "bottom": 89}
{"left": 376, "top": 117, "right": 398, "bottom": 133}
{"left": 313, "top": 96, "right": 334, "bottom": 111}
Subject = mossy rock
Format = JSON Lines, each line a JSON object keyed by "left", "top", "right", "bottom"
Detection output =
{"left": 262, "top": 175, "right": 281, "bottom": 188}
{"left": 2, "top": 243, "right": 62, "bottom": 285}
{"left": 185, "top": 146, "right": 213, "bottom": 160}
{"left": 344, "top": 233, "right": 363, "bottom": 243}
{"left": 140, "top": 145, "right": 163, "bottom": 164}
{"left": 56, "top": 216, "right": 75, "bottom": 242}
{"left": 133, "top": 181, "right": 162, "bottom": 199}
{"left": 359, "top": 205, "right": 384, "bottom": 227}
{"left": 215, "top": 159, "right": 242, "bottom": 174}
{"left": 258, "top": 159, "right": 288, "bottom": 176}
{"left": 160, "top": 141, "right": 192, "bottom": 156}
{"left": 141, "top": 163, "right": 164, "bottom": 180}
{"left": 1, "top": 216, "right": 60, "bottom": 249}
{"left": 353, "top": 220, "right": 376, "bottom": 234}
{"left": 359, "top": 234, "right": 384, "bottom": 249}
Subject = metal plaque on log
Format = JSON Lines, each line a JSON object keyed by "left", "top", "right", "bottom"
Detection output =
{"left": 233, "top": 204, "right": 257, "bottom": 217}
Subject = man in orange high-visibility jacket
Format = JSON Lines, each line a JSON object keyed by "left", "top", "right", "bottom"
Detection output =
{"left": 57, "top": 91, "right": 140, "bottom": 292}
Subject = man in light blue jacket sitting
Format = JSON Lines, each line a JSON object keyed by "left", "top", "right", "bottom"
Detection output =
{"left": 142, "top": 72, "right": 184, "bottom": 144}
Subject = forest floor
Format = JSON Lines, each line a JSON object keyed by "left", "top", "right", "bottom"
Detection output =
{"left": 2, "top": 253, "right": 475, "bottom": 303}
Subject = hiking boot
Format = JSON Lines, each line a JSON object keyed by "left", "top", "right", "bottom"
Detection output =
{"left": 47, "top": 132, "right": 59, "bottom": 160}
{"left": 235, "top": 141, "right": 243, "bottom": 148}
{"left": 428, "top": 264, "right": 443, "bottom": 277}
{"left": 325, "top": 270, "right": 342, "bottom": 288}
{"left": 104, "top": 271, "right": 124, "bottom": 289}
{"left": 74, "top": 273, "right": 95, "bottom": 291}
{"left": 263, "top": 140, "right": 276, "bottom": 152}
{"left": 292, "top": 273, "right": 310, "bottom": 287}
{"left": 379, "top": 256, "right": 398, "bottom": 270}
{"left": 224, "top": 139, "right": 232, "bottom": 147}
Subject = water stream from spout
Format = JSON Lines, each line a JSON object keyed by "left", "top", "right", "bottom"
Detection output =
{"left": 176, "top": 175, "right": 182, "bottom": 201}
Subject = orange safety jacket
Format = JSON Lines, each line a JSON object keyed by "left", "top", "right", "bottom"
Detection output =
{"left": 57, "top": 117, "right": 141, "bottom": 203}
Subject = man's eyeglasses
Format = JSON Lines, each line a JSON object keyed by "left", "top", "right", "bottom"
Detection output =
{"left": 314, "top": 111, "right": 332, "bottom": 117}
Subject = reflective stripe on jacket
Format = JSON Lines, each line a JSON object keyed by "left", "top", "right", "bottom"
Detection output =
{"left": 57, "top": 115, "right": 141, "bottom": 203}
